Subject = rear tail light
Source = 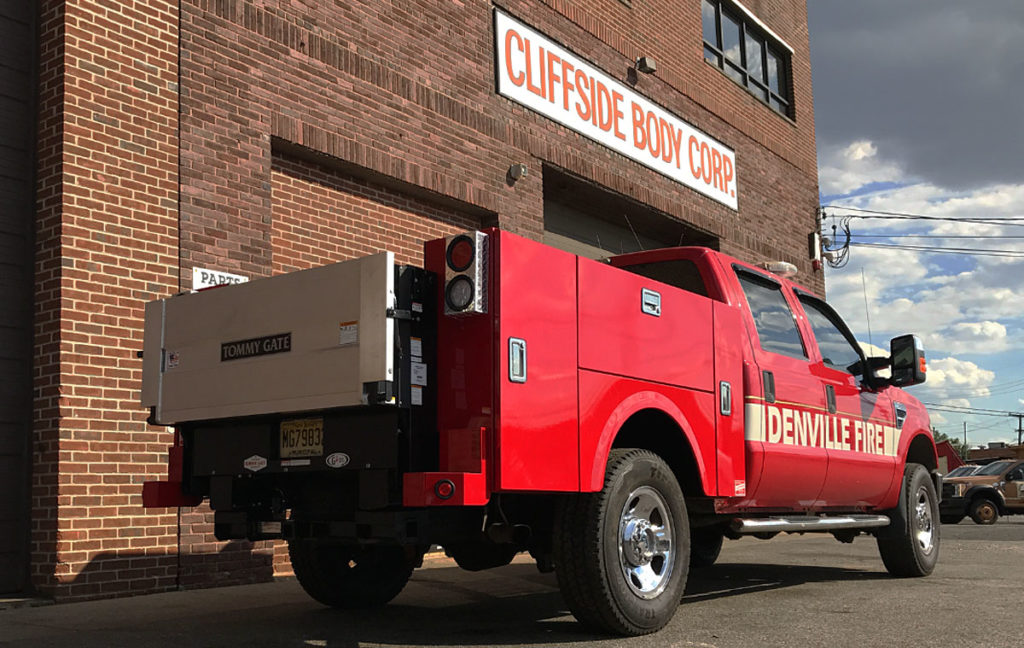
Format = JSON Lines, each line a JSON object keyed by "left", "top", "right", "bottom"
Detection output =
{"left": 434, "top": 479, "right": 456, "bottom": 500}
{"left": 444, "top": 231, "right": 488, "bottom": 315}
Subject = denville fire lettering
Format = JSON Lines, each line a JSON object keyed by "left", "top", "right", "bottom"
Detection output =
{"left": 745, "top": 401, "right": 900, "bottom": 456}
{"left": 494, "top": 10, "right": 738, "bottom": 210}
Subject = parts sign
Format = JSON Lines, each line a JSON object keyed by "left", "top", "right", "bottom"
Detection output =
{"left": 494, "top": 10, "right": 738, "bottom": 210}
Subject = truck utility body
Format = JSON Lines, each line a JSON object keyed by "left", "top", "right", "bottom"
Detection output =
{"left": 142, "top": 229, "right": 939, "bottom": 635}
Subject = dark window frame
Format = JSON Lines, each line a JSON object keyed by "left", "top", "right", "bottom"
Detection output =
{"left": 702, "top": 0, "right": 793, "bottom": 119}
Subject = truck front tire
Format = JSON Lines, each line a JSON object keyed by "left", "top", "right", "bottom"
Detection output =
{"left": 876, "top": 463, "right": 940, "bottom": 577}
{"left": 969, "top": 497, "right": 999, "bottom": 525}
{"left": 553, "top": 448, "right": 689, "bottom": 636}
{"left": 288, "top": 540, "right": 415, "bottom": 608}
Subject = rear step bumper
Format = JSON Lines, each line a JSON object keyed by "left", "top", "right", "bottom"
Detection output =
{"left": 731, "top": 514, "right": 890, "bottom": 534}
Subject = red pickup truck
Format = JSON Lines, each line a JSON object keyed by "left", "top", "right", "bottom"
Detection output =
{"left": 141, "top": 228, "right": 938, "bottom": 635}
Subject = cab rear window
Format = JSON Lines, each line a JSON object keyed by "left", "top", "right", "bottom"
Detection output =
{"left": 621, "top": 259, "right": 708, "bottom": 297}
{"left": 736, "top": 271, "right": 806, "bottom": 359}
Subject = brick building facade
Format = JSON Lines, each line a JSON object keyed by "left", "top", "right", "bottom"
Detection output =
{"left": 7, "top": 0, "right": 820, "bottom": 598}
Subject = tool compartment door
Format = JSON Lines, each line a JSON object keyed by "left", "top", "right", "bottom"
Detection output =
{"left": 143, "top": 252, "right": 395, "bottom": 424}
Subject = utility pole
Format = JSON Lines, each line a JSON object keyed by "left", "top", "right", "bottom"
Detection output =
{"left": 963, "top": 421, "right": 968, "bottom": 459}
{"left": 1009, "top": 413, "right": 1024, "bottom": 447}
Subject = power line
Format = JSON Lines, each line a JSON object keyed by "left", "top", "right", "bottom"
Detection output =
{"left": 822, "top": 205, "right": 1024, "bottom": 226}
{"left": 926, "top": 377, "right": 1024, "bottom": 398}
{"left": 925, "top": 405, "right": 1009, "bottom": 418}
{"left": 850, "top": 234, "right": 1024, "bottom": 239}
{"left": 849, "top": 241, "right": 1024, "bottom": 258}
{"left": 959, "top": 419, "right": 1011, "bottom": 433}
{"left": 921, "top": 401, "right": 1024, "bottom": 417}
{"left": 921, "top": 401, "right": 1007, "bottom": 411}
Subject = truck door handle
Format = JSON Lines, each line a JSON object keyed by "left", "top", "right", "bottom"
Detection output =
{"left": 825, "top": 385, "right": 836, "bottom": 414}
{"left": 763, "top": 371, "right": 775, "bottom": 404}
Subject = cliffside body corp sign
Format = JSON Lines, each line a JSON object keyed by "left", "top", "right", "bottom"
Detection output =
{"left": 494, "top": 10, "right": 738, "bottom": 210}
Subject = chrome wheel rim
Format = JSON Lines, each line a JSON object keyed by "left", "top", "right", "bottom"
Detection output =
{"left": 618, "top": 485, "right": 674, "bottom": 599}
{"left": 913, "top": 485, "right": 935, "bottom": 555}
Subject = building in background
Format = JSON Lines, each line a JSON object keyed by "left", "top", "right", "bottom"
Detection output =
{"left": 3, "top": 0, "right": 820, "bottom": 598}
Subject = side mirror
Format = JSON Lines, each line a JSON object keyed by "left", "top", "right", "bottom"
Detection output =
{"left": 890, "top": 334, "right": 926, "bottom": 387}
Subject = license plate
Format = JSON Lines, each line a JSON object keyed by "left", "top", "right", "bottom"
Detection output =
{"left": 280, "top": 418, "right": 324, "bottom": 458}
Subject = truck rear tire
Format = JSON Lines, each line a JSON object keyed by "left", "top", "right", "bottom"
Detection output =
{"left": 553, "top": 448, "right": 689, "bottom": 636}
{"left": 969, "top": 497, "right": 999, "bottom": 525}
{"left": 689, "top": 526, "right": 724, "bottom": 569}
{"left": 288, "top": 540, "right": 414, "bottom": 608}
{"left": 876, "top": 463, "right": 939, "bottom": 577}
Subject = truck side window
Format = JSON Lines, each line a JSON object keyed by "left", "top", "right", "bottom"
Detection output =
{"left": 621, "top": 260, "right": 708, "bottom": 297}
{"left": 799, "top": 296, "right": 864, "bottom": 375}
{"left": 736, "top": 272, "right": 806, "bottom": 359}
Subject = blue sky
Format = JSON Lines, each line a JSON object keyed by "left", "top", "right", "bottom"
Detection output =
{"left": 808, "top": 2, "right": 1024, "bottom": 448}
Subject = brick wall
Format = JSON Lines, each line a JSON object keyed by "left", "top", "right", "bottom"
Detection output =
{"left": 34, "top": 0, "right": 180, "bottom": 600}
{"left": 178, "top": 0, "right": 820, "bottom": 291}
{"left": 34, "top": 0, "right": 820, "bottom": 599}
{"left": 271, "top": 156, "right": 484, "bottom": 273}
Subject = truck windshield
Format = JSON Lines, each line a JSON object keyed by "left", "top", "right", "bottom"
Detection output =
{"left": 976, "top": 461, "right": 1014, "bottom": 476}
{"left": 945, "top": 465, "right": 978, "bottom": 477}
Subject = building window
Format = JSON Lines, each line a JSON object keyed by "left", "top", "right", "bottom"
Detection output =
{"left": 702, "top": 0, "right": 792, "bottom": 118}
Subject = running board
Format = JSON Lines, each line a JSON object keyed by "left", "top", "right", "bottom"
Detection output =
{"left": 730, "top": 514, "right": 891, "bottom": 535}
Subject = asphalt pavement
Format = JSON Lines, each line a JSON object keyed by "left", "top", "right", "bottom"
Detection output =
{"left": 1, "top": 519, "right": 1021, "bottom": 647}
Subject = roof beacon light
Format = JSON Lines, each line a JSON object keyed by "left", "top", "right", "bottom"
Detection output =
{"left": 761, "top": 261, "right": 798, "bottom": 278}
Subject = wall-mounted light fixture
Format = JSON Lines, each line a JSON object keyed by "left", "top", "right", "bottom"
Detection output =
{"left": 508, "top": 163, "right": 528, "bottom": 182}
{"left": 635, "top": 56, "right": 657, "bottom": 74}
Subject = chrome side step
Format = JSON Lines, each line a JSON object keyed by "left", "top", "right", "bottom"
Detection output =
{"left": 730, "top": 514, "right": 890, "bottom": 535}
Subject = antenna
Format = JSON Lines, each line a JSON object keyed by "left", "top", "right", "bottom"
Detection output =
{"left": 861, "top": 268, "right": 874, "bottom": 349}
{"left": 623, "top": 213, "right": 645, "bottom": 251}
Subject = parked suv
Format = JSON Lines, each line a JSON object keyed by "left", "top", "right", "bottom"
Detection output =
{"left": 941, "top": 460, "right": 1024, "bottom": 525}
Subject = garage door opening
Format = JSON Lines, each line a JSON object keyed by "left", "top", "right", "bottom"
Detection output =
{"left": 542, "top": 167, "right": 718, "bottom": 259}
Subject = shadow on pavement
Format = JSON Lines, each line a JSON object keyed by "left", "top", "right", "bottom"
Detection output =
{"left": 223, "top": 561, "right": 885, "bottom": 647}
{"left": 683, "top": 562, "right": 886, "bottom": 604}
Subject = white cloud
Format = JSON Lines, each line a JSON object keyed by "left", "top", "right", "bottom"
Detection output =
{"left": 846, "top": 141, "right": 877, "bottom": 161}
{"left": 923, "top": 357, "right": 996, "bottom": 400}
{"left": 924, "top": 321, "right": 1008, "bottom": 355}
{"left": 818, "top": 139, "right": 906, "bottom": 195}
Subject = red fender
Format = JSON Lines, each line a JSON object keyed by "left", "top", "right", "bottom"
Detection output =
{"left": 582, "top": 388, "right": 713, "bottom": 494}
